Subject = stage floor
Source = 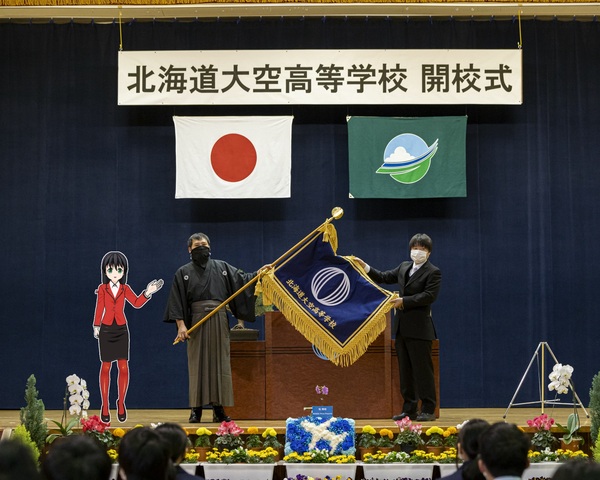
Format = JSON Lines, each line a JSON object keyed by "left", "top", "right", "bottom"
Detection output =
{"left": 1, "top": 407, "right": 590, "bottom": 434}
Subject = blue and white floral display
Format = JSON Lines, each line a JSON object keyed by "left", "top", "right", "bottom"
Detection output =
{"left": 284, "top": 416, "right": 356, "bottom": 456}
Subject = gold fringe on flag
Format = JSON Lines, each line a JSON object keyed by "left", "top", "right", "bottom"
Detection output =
{"left": 258, "top": 226, "right": 396, "bottom": 367}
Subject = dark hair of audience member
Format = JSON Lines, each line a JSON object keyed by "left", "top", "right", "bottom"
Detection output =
{"left": 42, "top": 435, "right": 112, "bottom": 480}
{"left": 118, "top": 426, "right": 172, "bottom": 480}
{"left": 553, "top": 459, "right": 600, "bottom": 480}
{"left": 154, "top": 423, "right": 190, "bottom": 464}
{"left": 478, "top": 422, "right": 530, "bottom": 478}
{"left": 456, "top": 419, "right": 490, "bottom": 480}
{"left": 0, "top": 439, "right": 42, "bottom": 480}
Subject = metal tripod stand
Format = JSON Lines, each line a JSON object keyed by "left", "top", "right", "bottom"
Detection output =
{"left": 503, "top": 341, "right": 589, "bottom": 419}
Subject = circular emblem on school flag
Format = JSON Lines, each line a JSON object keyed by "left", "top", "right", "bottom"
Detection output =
{"left": 310, "top": 267, "right": 350, "bottom": 307}
{"left": 376, "top": 133, "right": 438, "bottom": 184}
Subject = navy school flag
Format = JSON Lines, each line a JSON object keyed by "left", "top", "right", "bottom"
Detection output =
{"left": 173, "top": 116, "right": 293, "bottom": 199}
{"left": 257, "top": 224, "right": 396, "bottom": 367}
{"left": 348, "top": 116, "right": 467, "bottom": 199}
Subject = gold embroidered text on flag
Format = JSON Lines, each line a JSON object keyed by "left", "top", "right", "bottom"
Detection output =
{"left": 257, "top": 224, "right": 396, "bottom": 367}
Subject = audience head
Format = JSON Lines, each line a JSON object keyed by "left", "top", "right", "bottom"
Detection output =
{"left": 118, "top": 427, "right": 171, "bottom": 480}
{"left": 0, "top": 439, "right": 41, "bottom": 480}
{"left": 456, "top": 419, "right": 490, "bottom": 480}
{"left": 478, "top": 422, "right": 530, "bottom": 479}
{"left": 553, "top": 459, "right": 600, "bottom": 480}
{"left": 42, "top": 435, "right": 112, "bottom": 480}
{"left": 155, "top": 422, "right": 189, "bottom": 464}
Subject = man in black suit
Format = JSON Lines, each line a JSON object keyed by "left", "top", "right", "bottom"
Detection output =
{"left": 357, "top": 233, "right": 441, "bottom": 422}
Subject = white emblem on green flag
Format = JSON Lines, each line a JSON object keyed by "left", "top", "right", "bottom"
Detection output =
{"left": 348, "top": 116, "right": 467, "bottom": 198}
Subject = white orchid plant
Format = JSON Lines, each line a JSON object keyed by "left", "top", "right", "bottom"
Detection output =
{"left": 67, "top": 374, "right": 90, "bottom": 416}
{"left": 46, "top": 374, "right": 90, "bottom": 444}
{"left": 548, "top": 364, "right": 573, "bottom": 395}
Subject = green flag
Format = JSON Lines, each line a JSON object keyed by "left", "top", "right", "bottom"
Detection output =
{"left": 348, "top": 116, "right": 467, "bottom": 199}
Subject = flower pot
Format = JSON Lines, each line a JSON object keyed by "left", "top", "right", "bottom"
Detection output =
{"left": 358, "top": 446, "right": 377, "bottom": 460}
{"left": 398, "top": 444, "right": 417, "bottom": 454}
{"left": 376, "top": 447, "right": 394, "bottom": 455}
{"left": 203, "top": 463, "right": 275, "bottom": 480}
{"left": 285, "top": 463, "right": 357, "bottom": 480}
{"left": 560, "top": 439, "right": 582, "bottom": 451}
{"left": 362, "top": 463, "right": 435, "bottom": 480}
{"left": 425, "top": 445, "right": 445, "bottom": 455}
{"left": 194, "top": 446, "right": 211, "bottom": 462}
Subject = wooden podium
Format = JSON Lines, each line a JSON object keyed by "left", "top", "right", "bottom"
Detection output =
{"left": 228, "top": 312, "right": 439, "bottom": 420}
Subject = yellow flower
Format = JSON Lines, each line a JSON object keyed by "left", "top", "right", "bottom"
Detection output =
{"left": 262, "top": 427, "right": 277, "bottom": 438}
{"left": 112, "top": 427, "right": 126, "bottom": 438}
{"left": 196, "top": 427, "right": 212, "bottom": 436}
{"left": 443, "top": 426, "right": 458, "bottom": 437}
{"left": 362, "top": 425, "right": 377, "bottom": 435}
{"left": 184, "top": 451, "right": 200, "bottom": 463}
{"left": 379, "top": 428, "right": 394, "bottom": 439}
{"left": 247, "top": 426, "right": 259, "bottom": 435}
{"left": 107, "top": 449, "right": 118, "bottom": 463}
{"left": 426, "top": 426, "right": 444, "bottom": 436}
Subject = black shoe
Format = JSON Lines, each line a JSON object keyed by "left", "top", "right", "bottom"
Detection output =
{"left": 117, "top": 399, "right": 127, "bottom": 423}
{"left": 392, "top": 412, "right": 416, "bottom": 421}
{"left": 213, "top": 405, "right": 231, "bottom": 423}
{"left": 100, "top": 411, "right": 111, "bottom": 423}
{"left": 416, "top": 412, "right": 436, "bottom": 422}
{"left": 189, "top": 407, "right": 202, "bottom": 423}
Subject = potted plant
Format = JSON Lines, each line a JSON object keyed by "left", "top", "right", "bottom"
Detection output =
{"left": 194, "top": 427, "right": 213, "bottom": 461}
{"left": 214, "top": 420, "right": 244, "bottom": 451}
{"left": 376, "top": 428, "right": 395, "bottom": 452}
{"left": 394, "top": 417, "right": 424, "bottom": 453}
{"left": 556, "top": 413, "right": 584, "bottom": 450}
{"left": 283, "top": 449, "right": 357, "bottom": 480}
{"left": 425, "top": 426, "right": 445, "bottom": 454}
{"left": 357, "top": 425, "right": 378, "bottom": 459}
{"left": 261, "top": 427, "right": 283, "bottom": 460}
{"left": 527, "top": 414, "right": 558, "bottom": 451}
{"left": 204, "top": 446, "right": 277, "bottom": 480}
{"left": 261, "top": 428, "right": 282, "bottom": 449}
{"left": 443, "top": 426, "right": 459, "bottom": 448}
{"left": 245, "top": 426, "right": 263, "bottom": 449}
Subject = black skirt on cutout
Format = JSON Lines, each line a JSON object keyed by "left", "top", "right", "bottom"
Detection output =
{"left": 99, "top": 323, "right": 129, "bottom": 362}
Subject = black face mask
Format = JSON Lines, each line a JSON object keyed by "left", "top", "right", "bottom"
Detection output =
{"left": 191, "top": 246, "right": 211, "bottom": 268}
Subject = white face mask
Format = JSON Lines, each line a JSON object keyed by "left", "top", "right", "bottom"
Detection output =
{"left": 410, "top": 249, "right": 428, "bottom": 265}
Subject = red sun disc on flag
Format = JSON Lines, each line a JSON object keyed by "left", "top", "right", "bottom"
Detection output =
{"left": 210, "top": 133, "right": 257, "bottom": 183}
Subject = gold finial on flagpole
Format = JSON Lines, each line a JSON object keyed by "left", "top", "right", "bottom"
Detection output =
{"left": 331, "top": 207, "right": 344, "bottom": 220}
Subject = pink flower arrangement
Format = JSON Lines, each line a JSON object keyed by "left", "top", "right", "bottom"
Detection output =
{"left": 527, "top": 414, "right": 557, "bottom": 450}
{"left": 214, "top": 420, "right": 245, "bottom": 449}
{"left": 527, "top": 413, "right": 554, "bottom": 431}
{"left": 394, "top": 417, "right": 424, "bottom": 446}
{"left": 216, "top": 420, "right": 244, "bottom": 437}
{"left": 80, "top": 415, "right": 117, "bottom": 448}
{"left": 81, "top": 414, "right": 110, "bottom": 433}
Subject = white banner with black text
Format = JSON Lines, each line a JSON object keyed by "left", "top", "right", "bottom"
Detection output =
{"left": 118, "top": 49, "right": 522, "bottom": 106}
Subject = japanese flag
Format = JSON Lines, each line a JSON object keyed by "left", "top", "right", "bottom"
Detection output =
{"left": 173, "top": 116, "right": 293, "bottom": 198}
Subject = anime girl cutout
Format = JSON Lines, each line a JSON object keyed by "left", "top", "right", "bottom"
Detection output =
{"left": 93, "top": 251, "right": 163, "bottom": 423}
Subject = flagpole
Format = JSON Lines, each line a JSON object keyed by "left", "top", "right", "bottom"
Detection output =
{"left": 173, "top": 207, "right": 344, "bottom": 345}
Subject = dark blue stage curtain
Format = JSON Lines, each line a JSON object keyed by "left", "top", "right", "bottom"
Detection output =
{"left": 1, "top": 18, "right": 599, "bottom": 411}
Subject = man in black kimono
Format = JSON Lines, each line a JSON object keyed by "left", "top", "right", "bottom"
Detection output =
{"left": 164, "top": 232, "right": 257, "bottom": 423}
